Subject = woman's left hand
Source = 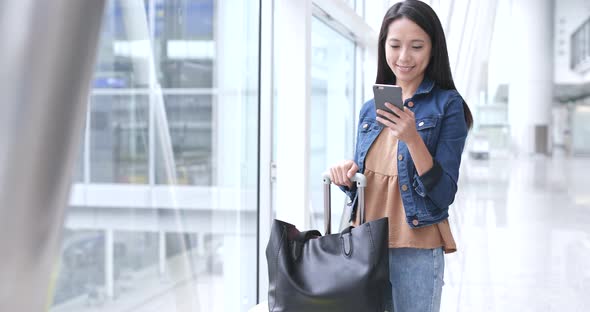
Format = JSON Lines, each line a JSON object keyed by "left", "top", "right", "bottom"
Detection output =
{"left": 376, "top": 103, "right": 420, "bottom": 144}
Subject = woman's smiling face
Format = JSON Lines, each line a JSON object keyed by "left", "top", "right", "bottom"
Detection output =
{"left": 385, "top": 17, "right": 432, "bottom": 86}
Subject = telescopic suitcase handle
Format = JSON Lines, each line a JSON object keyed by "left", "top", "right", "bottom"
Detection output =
{"left": 322, "top": 172, "right": 366, "bottom": 235}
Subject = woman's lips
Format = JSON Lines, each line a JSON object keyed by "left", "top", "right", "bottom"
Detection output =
{"left": 396, "top": 64, "right": 414, "bottom": 73}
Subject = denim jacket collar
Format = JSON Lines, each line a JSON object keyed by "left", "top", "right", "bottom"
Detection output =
{"left": 390, "top": 76, "right": 434, "bottom": 96}
{"left": 414, "top": 76, "right": 435, "bottom": 96}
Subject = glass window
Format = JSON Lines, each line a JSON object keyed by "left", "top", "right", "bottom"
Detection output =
{"left": 155, "top": 0, "right": 214, "bottom": 89}
{"left": 52, "top": 230, "right": 104, "bottom": 306}
{"left": 52, "top": 0, "right": 259, "bottom": 311}
{"left": 89, "top": 94, "right": 149, "bottom": 184}
{"left": 364, "top": 1, "right": 388, "bottom": 32}
{"left": 345, "top": 0, "right": 356, "bottom": 10}
{"left": 73, "top": 136, "right": 86, "bottom": 183}
{"left": 155, "top": 94, "right": 213, "bottom": 185}
{"left": 572, "top": 106, "right": 590, "bottom": 155}
{"left": 310, "top": 17, "right": 356, "bottom": 233}
{"left": 571, "top": 18, "right": 590, "bottom": 69}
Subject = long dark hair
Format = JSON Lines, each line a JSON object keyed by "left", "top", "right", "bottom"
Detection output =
{"left": 376, "top": 0, "right": 473, "bottom": 129}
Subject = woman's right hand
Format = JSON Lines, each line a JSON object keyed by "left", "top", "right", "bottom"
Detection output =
{"left": 329, "top": 160, "right": 359, "bottom": 189}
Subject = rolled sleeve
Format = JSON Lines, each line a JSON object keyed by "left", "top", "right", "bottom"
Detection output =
{"left": 413, "top": 160, "right": 443, "bottom": 197}
{"left": 423, "top": 95, "right": 468, "bottom": 208}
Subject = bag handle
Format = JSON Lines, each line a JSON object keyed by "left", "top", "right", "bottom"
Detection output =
{"left": 294, "top": 230, "right": 322, "bottom": 242}
{"left": 322, "top": 172, "right": 366, "bottom": 235}
{"left": 291, "top": 230, "right": 322, "bottom": 261}
{"left": 290, "top": 228, "right": 354, "bottom": 260}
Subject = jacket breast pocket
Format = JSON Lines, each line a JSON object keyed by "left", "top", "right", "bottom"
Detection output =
{"left": 416, "top": 116, "right": 440, "bottom": 151}
{"left": 358, "top": 118, "right": 376, "bottom": 144}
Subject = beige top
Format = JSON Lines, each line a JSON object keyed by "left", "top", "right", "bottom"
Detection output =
{"left": 353, "top": 129, "right": 457, "bottom": 253}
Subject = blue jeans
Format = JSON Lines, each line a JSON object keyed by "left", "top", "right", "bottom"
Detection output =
{"left": 386, "top": 247, "right": 445, "bottom": 312}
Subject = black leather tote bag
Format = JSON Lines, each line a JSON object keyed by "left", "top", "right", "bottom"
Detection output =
{"left": 266, "top": 173, "right": 391, "bottom": 312}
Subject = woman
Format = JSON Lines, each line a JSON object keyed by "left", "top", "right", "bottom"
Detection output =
{"left": 329, "top": 1, "right": 473, "bottom": 311}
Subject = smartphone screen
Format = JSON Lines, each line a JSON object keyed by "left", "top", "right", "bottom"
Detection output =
{"left": 372, "top": 84, "right": 403, "bottom": 127}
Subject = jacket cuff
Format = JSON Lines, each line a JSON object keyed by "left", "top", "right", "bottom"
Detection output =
{"left": 413, "top": 160, "right": 443, "bottom": 195}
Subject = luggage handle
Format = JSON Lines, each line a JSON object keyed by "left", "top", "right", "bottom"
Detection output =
{"left": 322, "top": 172, "right": 366, "bottom": 235}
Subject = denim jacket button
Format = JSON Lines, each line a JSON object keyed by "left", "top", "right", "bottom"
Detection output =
{"left": 398, "top": 154, "right": 403, "bottom": 161}
{"left": 408, "top": 101, "right": 414, "bottom": 108}
{"left": 362, "top": 123, "right": 369, "bottom": 129}
{"left": 412, "top": 219, "right": 419, "bottom": 226}
{"left": 401, "top": 184, "right": 408, "bottom": 191}
{"left": 418, "top": 121, "right": 425, "bottom": 127}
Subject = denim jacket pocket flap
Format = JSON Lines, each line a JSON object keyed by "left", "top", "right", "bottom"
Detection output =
{"left": 359, "top": 119, "right": 375, "bottom": 133}
{"left": 416, "top": 117, "right": 438, "bottom": 131}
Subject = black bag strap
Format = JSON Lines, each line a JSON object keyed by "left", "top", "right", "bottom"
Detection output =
{"left": 339, "top": 226, "right": 354, "bottom": 256}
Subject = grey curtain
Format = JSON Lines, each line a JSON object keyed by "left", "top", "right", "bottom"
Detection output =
{"left": 0, "top": 1, "right": 106, "bottom": 310}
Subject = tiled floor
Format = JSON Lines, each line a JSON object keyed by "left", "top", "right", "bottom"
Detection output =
{"left": 441, "top": 156, "right": 590, "bottom": 312}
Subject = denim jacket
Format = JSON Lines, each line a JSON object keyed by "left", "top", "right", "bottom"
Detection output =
{"left": 341, "top": 77, "right": 468, "bottom": 228}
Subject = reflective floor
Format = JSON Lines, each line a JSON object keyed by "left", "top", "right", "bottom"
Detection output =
{"left": 442, "top": 155, "right": 590, "bottom": 311}
{"left": 52, "top": 155, "right": 590, "bottom": 312}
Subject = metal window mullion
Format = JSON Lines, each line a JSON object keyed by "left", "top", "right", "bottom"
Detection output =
{"left": 148, "top": 0, "right": 156, "bottom": 188}
{"left": 91, "top": 88, "right": 223, "bottom": 96}
{"left": 85, "top": 97, "right": 91, "bottom": 184}
{"left": 257, "top": 0, "right": 274, "bottom": 304}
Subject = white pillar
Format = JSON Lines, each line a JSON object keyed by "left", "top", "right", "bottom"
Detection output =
{"left": 119, "top": 0, "right": 151, "bottom": 86}
{"left": 105, "top": 229, "right": 114, "bottom": 299}
{"left": 275, "top": 0, "right": 312, "bottom": 229}
{"left": 257, "top": 0, "right": 274, "bottom": 303}
{"left": 215, "top": 0, "right": 249, "bottom": 188}
{"left": 159, "top": 230, "right": 166, "bottom": 275}
{"left": 508, "top": 0, "right": 554, "bottom": 156}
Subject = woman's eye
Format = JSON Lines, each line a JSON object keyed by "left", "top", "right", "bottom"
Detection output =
{"left": 390, "top": 45, "right": 400, "bottom": 48}
{"left": 413, "top": 46, "right": 423, "bottom": 49}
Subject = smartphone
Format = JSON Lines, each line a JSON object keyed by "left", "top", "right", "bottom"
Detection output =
{"left": 373, "top": 84, "right": 403, "bottom": 127}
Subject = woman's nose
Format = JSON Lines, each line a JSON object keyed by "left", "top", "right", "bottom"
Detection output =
{"left": 398, "top": 47, "right": 410, "bottom": 62}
